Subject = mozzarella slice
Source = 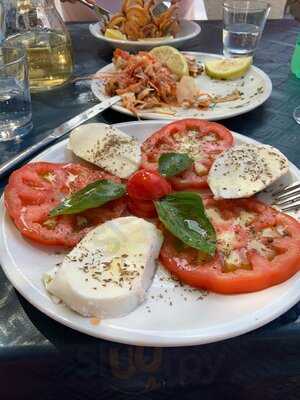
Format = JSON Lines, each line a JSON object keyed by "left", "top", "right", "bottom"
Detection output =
{"left": 208, "top": 144, "right": 289, "bottom": 199}
{"left": 44, "top": 217, "right": 163, "bottom": 319}
{"left": 68, "top": 123, "right": 141, "bottom": 179}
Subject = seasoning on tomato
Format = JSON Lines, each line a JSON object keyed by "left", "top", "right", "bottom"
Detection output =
{"left": 127, "top": 170, "right": 172, "bottom": 201}
{"left": 160, "top": 198, "right": 300, "bottom": 294}
{"left": 141, "top": 118, "right": 234, "bottom": 190}
{"left": 4, "top": 162, "right": 127, "bottom": 247}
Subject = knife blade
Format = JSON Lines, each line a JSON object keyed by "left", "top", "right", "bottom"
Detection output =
{"left": 0, "top": 96, "right": 121, "bottom": 180}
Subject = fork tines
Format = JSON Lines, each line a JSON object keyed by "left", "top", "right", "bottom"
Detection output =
{"left": 272, "top": 182, "right": 300, "bottom": 212}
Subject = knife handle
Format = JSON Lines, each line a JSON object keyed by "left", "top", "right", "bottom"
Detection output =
{"left": 0, "top": 135, "right": 54, "bottom": 180}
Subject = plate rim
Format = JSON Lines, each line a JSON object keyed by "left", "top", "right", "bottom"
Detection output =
{"left": 91, "top": 51, "right": 273, "bottom": 121}
{"left": 0, "top": 120, "right": 299, "bottom": 348}
{"left": 89, "top": 19, "right": 201, "bottom": 46}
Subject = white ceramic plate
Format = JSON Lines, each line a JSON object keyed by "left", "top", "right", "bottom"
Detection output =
{"left": 91, "top": 52, "right": 272, "bottom": 121}
{"left": 0, "top": 120, "right": 299, "bottom": 347}
{"left": 89, "top": 20, "right": 201, "bottom": 52}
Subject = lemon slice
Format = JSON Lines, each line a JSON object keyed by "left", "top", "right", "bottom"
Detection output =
{"left": 150, "top": 46, "right": 189, "bottom": 79}
{"left": 105, "top": 29, "right": 127, "bottom": 41}
{"left": 205, "top": 57, "right": 252, "bottom": 80}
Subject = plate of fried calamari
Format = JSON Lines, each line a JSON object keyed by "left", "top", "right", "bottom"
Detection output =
{"left": 89, "top": 0, "right": 201, "bottom": 51}
{"left": 91, "top": 49, "right": 272, "bottom": 121}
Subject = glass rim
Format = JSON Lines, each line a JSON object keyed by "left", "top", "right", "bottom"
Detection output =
{"left": 223, "top": 0, "right": 271, "bottom": 11}
{"left": 0, "top": 45, "right": 27, "bottom": 70}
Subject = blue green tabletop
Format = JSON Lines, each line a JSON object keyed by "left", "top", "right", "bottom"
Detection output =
{"left": 1, "top": 19, "right": 300, "bottom": 400}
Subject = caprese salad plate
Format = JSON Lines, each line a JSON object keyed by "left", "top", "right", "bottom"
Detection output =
{"left": 0, "top": 119, "right": 300, "bottom": 347}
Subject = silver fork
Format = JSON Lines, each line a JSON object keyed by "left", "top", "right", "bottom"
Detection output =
{"left": 78, "top": 0, "right": 172, "bottom": 23}
{"left": 151, "top": 1, "right": 172, "bottom": 17}
{"left": 78, "top": 0, "right": 111, "bottom": 24}
{"left": 272, "top": 182, "right": 300, "bottom": 212}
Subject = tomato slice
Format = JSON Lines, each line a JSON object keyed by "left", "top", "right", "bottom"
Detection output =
{"left": 141, "top": 119, "right": 234, "bottom": 189}
{"left": 4, "top": 162, "right": 126, "bottom": 247}
{"left": 127, "top": 197, "right": 156, "bottom": 219}
{"left": 127, "top": 170, "right": 172, "bottom": 201}
{"left": 160, "top": 198, "right": 300, "bottom": 294}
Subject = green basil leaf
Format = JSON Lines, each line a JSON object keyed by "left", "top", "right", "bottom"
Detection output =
{"left": 49, "top": 180, "right": 126, "bottom": 217}
{"left": 159, "top": 153, "right": 193, "bottom": 177}
{"left": 155, "top": 192, "right": 216, "bottom": 255}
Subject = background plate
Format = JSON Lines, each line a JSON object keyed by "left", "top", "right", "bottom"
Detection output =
{"left": 89, "top": 20, "right": 201, "bottom": 52}
{"left": 91, "top": 52, "right": 272, "bottom": 121}
{"left": 0, "top": 120, "right": 299, "bottom": 347}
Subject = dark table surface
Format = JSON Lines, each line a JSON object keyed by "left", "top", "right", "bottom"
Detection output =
{"left": 1, "top": 19, "right": 300, "bottom": 400}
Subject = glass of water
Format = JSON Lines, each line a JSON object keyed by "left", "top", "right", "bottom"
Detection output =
{"left": 0, "top": 46, "right": 32, "bottom": 141}
{"left": 223, "top": 1, "right": 270, "bottom": 57}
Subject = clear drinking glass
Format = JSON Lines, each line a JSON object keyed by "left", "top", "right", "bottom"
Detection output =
{"left": 223, "top": 1, "right": 270, "bottom": 57}
{"left": 0, "top": 46, "right": 33, "bottom": 141}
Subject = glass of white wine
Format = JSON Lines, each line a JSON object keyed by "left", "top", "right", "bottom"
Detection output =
{"left": 3, "top": 0, "right": 73, "bottom": 92}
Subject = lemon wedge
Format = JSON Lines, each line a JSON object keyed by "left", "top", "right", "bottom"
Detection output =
{"left": 205, "top": 57, "right": 252, "bottom": 80}
{"left": 105, "top": 29, "right": 127, "bottom": 41}
{"left": 150, "top": 46, "right": 189, "bottom": 79}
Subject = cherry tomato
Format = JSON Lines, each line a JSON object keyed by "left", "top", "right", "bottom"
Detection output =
{"left": 127, "top": 170, "right": 172, "bottom": 201}
{"left": 127, "top": 197, "right": 156, "bottom": 219}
